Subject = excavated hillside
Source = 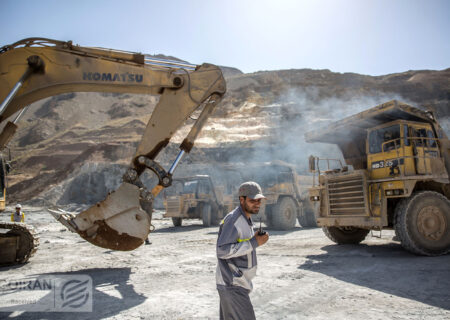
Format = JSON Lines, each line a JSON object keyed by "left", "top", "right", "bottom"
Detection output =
{"left": 5, "top": 67, "right": 450, "bottom": 207}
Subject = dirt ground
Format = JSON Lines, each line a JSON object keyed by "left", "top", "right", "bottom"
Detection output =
{"left": 1, "top": 206, "right": 449, "bottom": 319}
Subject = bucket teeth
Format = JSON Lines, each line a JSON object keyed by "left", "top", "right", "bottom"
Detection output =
{"left": 48, "top": 208, "right": 78, "bottom": 233}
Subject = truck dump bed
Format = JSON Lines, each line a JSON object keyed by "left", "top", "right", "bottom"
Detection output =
{"left": 304, "top": 100, "right": 444, "bottom": 169}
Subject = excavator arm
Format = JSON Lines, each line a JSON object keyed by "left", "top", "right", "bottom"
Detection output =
{"left": 0, "top": 38, "right": 226, "bottom": 251}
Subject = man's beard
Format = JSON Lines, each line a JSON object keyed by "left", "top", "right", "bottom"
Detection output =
{"left": 243, "top": 201, "right": 259, "bottom": 215}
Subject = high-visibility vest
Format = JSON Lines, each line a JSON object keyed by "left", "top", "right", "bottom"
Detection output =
{"left": 11, "top": 211, "right": 25, "bottom": 223}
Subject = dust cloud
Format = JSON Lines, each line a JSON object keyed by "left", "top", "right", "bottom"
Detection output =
{"left": 226, "top": 87, "right": 411, "bottom": 173}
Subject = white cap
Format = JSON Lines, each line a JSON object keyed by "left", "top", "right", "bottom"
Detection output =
{"left": 15, "top": 204, "right": 22, "bottom": 209}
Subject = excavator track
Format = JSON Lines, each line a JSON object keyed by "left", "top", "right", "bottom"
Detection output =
{"left": 0, "top": 222, "right": 39, "bottom": 266}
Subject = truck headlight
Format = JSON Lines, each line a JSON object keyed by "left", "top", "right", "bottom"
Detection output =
{"left": 385, "top": 189, "right": 404, "bottom": 196}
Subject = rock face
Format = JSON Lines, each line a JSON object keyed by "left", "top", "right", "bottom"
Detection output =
{"left": 5, "top": 67, "right": 450, "bottom": 206}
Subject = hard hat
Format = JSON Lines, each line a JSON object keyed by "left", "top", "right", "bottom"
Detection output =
{"left": 15, "top": 204, "right": 22, "bottom": 209}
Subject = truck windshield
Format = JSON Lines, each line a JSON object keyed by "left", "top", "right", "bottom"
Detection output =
{"left": 368, "top": 125, "right": 401, "bottom": 154}
{"left": 183, "top": 180, "right": 198, "bottom": 194}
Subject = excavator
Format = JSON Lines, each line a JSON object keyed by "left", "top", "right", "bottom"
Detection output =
{"left": 0, "top": 38, "right": 226, "bottom": 265}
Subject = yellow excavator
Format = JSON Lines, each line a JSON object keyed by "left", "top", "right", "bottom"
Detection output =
{"left": 0, "top": 38, "right": 226, "bottom": 265}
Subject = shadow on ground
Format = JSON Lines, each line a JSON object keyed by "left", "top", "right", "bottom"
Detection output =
{"left": 298, "top": 244, "right": 450, "bottom": 310}
{"left": 152, "top": 224, "right": 207, "bottom": 234}
{"left": 153, "top": 218, "right": 316, "bottom": 235}
{"left": 0, "top": 267, "right": 146, "bottom": 319}
{"left": 265, "top": 226, "right": 316, "bottom": 236}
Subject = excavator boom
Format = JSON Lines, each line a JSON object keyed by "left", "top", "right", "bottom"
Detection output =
{"left": 0, "top": 38, "right": 226, "bottom": 252}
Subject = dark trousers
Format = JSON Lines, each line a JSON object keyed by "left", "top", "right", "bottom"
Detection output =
{"left": 218, "top": 287, "right": 256, "bottom": 320}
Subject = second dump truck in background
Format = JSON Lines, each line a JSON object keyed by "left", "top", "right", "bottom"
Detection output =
{"left": 163, "top": 161, "right": 317, "bottom": 230}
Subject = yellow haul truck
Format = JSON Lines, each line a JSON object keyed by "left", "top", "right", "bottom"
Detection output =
{"left": 306, "top": 100, "right": 450, "bottom": 256}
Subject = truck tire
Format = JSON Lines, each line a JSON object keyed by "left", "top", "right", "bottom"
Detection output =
{"left": 393, "top": 198, "right": 408, "bottom": 241}
{"left": 394, "top": 191, "right": 450, "bottom": 256}
{"left": 271, "top": 197, "right": 297, "bottom": 230}
{"left": 306, "top": 202, "right": 318, "bottom": 227}
{"left": 211, "top": 203, "right": 221, "bottom": 226}
{"left": 323, "top": 226, "right": 369, "bottom": 244}
{"left": 202, "top": 203, "right": 212, "bottom": 227}
{"left": 297, "top": 208, "right": 308, "bottom": 227}
{"left": 264, "top": 205, "right": 274, "bottom": 228}
{"left": 172, "top": 217, "right": 182, "bottom": 227}
{"left": 305, "top": 210, "right": 318, "bottom": 227}
{"left": 298, "top": 202, "right": 318, "bottom": 228}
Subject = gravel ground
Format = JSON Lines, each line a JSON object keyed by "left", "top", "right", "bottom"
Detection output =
{"left": 1, "top": 206, "right": 449, "bottom": 319}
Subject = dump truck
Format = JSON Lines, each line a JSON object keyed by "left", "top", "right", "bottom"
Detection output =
{"left": 163, "top": 175, "right": 236, "bottom": 227}
{"left": 306, "top": 100, "right": 450, "bottom": 256}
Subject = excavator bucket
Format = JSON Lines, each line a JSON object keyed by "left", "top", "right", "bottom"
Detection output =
{"left": 49, "top": 183, "right": 150, "bottom": 251}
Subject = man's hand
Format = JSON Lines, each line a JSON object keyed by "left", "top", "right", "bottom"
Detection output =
{"left": 254, "top": 231, "right": 269, "bottom": 246}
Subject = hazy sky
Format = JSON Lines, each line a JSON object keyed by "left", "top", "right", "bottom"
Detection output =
{"left": 1, "top": 0, "right": 449, "bottom": 75}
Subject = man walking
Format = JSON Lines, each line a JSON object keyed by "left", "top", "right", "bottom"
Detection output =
{"left": 216, "top": 181, "right": 269, "bottom": 320}
{"left": 11, "top": 204, "right": 25, "bottom": 222}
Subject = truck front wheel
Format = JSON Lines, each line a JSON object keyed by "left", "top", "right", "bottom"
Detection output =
{"left": 271, "top": 197, "right": 297, "bottom": 230}
{"left": 210, "top": 203, "right": 221, "bottom": 226}
{"left": 202, "top": 203, "right": 212, "bottom": 227}
{"left": 172, "top": 217, "right": 182, "bottom": 227}
{"left": 323, "top": 226, "right": 369, "bottom": 244}
{"left": 394, "top": 191, "right": 450, "bottom": 256}
{"left": 298, "top": 201, "right": 318, "bottom": 228}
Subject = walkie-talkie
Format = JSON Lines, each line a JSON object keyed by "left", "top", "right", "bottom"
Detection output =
{"left": 258, "top": 218, "right": 266, "bottom": 235}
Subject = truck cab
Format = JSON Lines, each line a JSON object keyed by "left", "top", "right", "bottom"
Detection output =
{"left": 368, "top": 120, "right": 445, "bottom": 179}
